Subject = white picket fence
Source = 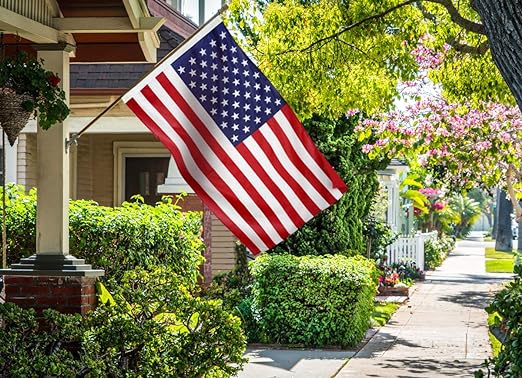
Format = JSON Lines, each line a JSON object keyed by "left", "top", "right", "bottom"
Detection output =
{"left": 386, "top": 232, "right": 437, "bottom": 271}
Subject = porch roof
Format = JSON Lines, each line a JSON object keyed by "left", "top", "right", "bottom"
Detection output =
{"left": 0, "top": 0, "right": 164, "bottom": 63}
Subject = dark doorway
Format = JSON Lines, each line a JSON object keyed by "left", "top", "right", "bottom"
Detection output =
{"left": 124, "top": 157, "right": 169, "bottom": 205}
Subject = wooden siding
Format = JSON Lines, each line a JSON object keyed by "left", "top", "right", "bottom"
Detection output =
{"left": 210, "top": 212, "right": 237, "bottom": 277}
{"left": 17, "top": 134, "right": 37, "bottom": 190}
{"left": 76, "top": 134, "right": 159, "bottom": 206}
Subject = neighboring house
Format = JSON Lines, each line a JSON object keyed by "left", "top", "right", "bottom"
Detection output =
{"left": 13, "top": 0, "right": 237, "bottom": 283}
{"left": 378, "top": 159, "right": 436, "bottom": 270}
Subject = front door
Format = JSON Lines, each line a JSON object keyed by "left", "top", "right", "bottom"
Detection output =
{"left": 124, "top": 157, "right": 170, "bottom": 205}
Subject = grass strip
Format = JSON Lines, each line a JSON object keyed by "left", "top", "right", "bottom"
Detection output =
{"left": 371, "top": 302, "right": 400, "bottom": 328}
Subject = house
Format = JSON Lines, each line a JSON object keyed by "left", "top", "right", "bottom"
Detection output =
{"left": 11, "top": 0, "right": 236, "bottom": 284}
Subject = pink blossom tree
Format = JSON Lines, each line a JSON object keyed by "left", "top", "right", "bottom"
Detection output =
{"left": 356, "top": 41, "right": 522, "bottom": 221}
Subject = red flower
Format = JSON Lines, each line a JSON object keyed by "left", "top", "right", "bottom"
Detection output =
{"left": 413, "top": 207, "right": 422, "bottom": 216}
{"left": 47, "top": 74, "right": 61, "bottom": 87}
{"left": 432, "top": 201, "right": 445, "bottom": 211}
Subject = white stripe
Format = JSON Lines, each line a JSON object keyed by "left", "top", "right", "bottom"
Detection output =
{"left": 242, "top": 137, "right": 314, "bottom": 222}
{"left": 259, "top": 124, "right": 331, "bottom": 209}
{"left": 123, "top": 16, "right": 224, "bottom": 102}
{"left": 146, "top": 80, "right": 283, "bottom": 245}
{"left": 274, "top": 111, "right": 344, "bottom": 199}
{"left": 160, "top": 67, "right": 301, "bottom": 234}
{"left": 133, "top": 92, "right": 270, "bottom": 252}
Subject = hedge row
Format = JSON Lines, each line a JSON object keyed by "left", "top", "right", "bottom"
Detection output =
{"left": 249, "top": 253, "right": 378, "bottom": 347}
{"left": 424, "top": 235, "right": 456, "bottom": 270}
{"left": 2, "top": 185, "right": 203, "bottom": 284}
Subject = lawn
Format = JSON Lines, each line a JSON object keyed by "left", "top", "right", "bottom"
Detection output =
{"left": 485, "top": 247, "right": 515, "bottom": 273}
{"left": 371, "top": 302, "right": 400, "bottom": 328}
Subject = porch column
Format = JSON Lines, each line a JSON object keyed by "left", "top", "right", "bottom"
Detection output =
{"left": 36, "top": 48, "right": 70, "bottom": 256}
{"left": 1, "top": 45, "right": 103, "bottom": 316}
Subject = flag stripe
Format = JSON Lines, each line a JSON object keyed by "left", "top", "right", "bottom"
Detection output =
{"left": 139, "top": 86, "right": 280, "bottom": 248}
{"left": 126, "top": 97, "right": 264, "bottom": 253}
{"left": 154, "top": 72, "right": 294, "bottom": 239}
{"left": 260, "top": 121, "right": 331, "bottom": 209}
{"left": 240, "top": 137, "right": 315, "bottom": 223}
{"left": 236, "top": 142, "right": 306, "bottom": 228}
{"left": 251, "top": 129, "right": 322, "bottom": 215}
{"left": 270, "top": 110, "right": 339, "bottom": 204}
{"left": 280, "top": 105, "right": 348, "bottom": 194}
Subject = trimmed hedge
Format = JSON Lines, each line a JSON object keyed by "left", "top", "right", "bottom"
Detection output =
{"left": 250, "top": 253, "right": 378, "bottom": 347}
{"left": 424, "top": 234, "right": 456, "bottom": 270}
{"left": 1, "top": 185, "right": 203, "bottom": 284}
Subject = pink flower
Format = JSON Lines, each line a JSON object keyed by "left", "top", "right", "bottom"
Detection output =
{"left": 432, "top": 201, "right": 445, "bottom": 211}
{"left": 346, "top": 109, "right": 360, "bottom": 117}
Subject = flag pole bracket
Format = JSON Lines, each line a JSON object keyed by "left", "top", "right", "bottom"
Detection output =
{"left": 65, "top": 132, "right": 79, "bottom": 152}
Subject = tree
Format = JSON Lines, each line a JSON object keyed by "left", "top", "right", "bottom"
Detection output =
{"left": 228, "top": 0, "right": 518, "bottom": 118}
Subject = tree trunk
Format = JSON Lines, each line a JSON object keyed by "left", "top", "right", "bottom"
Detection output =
{"left": 495, "top": 190, "right": 513, "bottom": 252}
{"left": 472, "top": 0, "right": 522, "bottom": 111}
{"left": 492, "top": 188, "right": 500, "bottom": 239}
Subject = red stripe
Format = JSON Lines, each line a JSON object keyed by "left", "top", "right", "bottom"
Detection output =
{"left": 126, "top": 97, "right": 262, "bottom": 254}
{"left": 156, "top": 73, "right": 292, "bottom": 240}
{"left": 281, "top": 105, "right": 348, "bottom": 193}
{"left": 140, "top": 85, "right": 278, "bottom": 249}
{"left": 269, "top": 116, "right": 338, "bottom": 205}
{"left": 236, "top": 142, "right": 306, "bottom": 229}
{"left": 251, "top": 129, "right": 321, "bottom": 216}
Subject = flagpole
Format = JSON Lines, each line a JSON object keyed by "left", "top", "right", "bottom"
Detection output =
{"left": 66, "top": 4, "right": 229, "bottom": 150}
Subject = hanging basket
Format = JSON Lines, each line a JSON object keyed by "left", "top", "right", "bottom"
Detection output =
{"left": 0, "top": 88, "right": 33, "bottom": 146}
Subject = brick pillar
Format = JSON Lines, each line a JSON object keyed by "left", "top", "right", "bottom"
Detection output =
{"left": 4, "top": 276, "right": 97, "bottom": 315}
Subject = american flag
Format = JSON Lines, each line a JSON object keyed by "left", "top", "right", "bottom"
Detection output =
{"left": 123, "top": 16, "right": 347, "bottom": 254}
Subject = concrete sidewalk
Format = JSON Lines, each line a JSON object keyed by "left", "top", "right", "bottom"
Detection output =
{"left": 337, "top": 240, "right": 511, "bottom": 377}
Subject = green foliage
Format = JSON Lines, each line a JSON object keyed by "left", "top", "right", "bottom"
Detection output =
{"left": 250, "top": 253, "right": 378, "bottom": 347}
{"left": 449, "top": 193, "right": 482, "bottom": 238}
{"left": 363, "top": 215, "right": 396, "bottom": 261}
{"left": 204, "top": 244, "right": 258, "bottom": 341}
{"left": 228, "top": 0, "right": 422, "bottom": 118}
{"left": 271, "top": 114, "right": 388, "bottom": 256}
{"left": 1, "top": 185, "right": 204, "bottom": 284}
{"left": 479, "top": 265, "right": 522, "bottom": 377}
{"left": 424, "top": 234, "right": 455, "bottom": 270}
{"left": 0, "top": 51, "right": 69, "bottom": 129}
{"left": 0, "top": 267, "right": 247, "bottom": 377}
{"left": 0, "top": 304, "right": 85, "bottom": 377}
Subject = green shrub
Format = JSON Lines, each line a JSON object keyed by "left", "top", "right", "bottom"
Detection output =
{"left": 477, "top": 265, "right": 522, "bottom": 377}
{"left": 1, "top": 185, "right": 204, "bottom": 284}
{"left": 0, "top": 267, "right": 247, "bottom": 377}
{"left": 249, "top": 253, "right": 378, "bottom": 347}
{"left": 424, "top": 234, "right": 456, "bottom": 270}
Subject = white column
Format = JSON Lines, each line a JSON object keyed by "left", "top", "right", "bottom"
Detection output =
{"left": 0, "top": 137, "right": 18, "bottom": 184}
{"left": 36, "top": 49, "right": 70, "bottom": 256}
{"left": 157, "top": 156, "right": 194, "bottom": 194}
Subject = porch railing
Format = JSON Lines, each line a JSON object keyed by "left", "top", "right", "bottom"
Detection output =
{"left": 386, "top": 232, "right": 437, "bottom": 271}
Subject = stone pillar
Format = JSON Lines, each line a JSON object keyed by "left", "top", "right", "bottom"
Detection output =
{"left": 0, "top": 45, "right": 103, "bottom": 314}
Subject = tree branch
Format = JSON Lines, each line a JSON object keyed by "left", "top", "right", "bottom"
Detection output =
{"left": 446, "top": 36, "right": 489, "bottom": 54}
{"left": 300, "top": 0, "right": 485, "bottom": 54}
{"left": 429, "top": 0, "right": 485, "bottom": 35}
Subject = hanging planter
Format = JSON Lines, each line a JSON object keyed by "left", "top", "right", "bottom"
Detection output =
{"left": 0, "top": 51, "right": 69, "bottom": 145}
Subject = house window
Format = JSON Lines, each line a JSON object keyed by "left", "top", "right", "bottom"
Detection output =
{"left": 113, "top": 142, "right": 170, "bottom": 206}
